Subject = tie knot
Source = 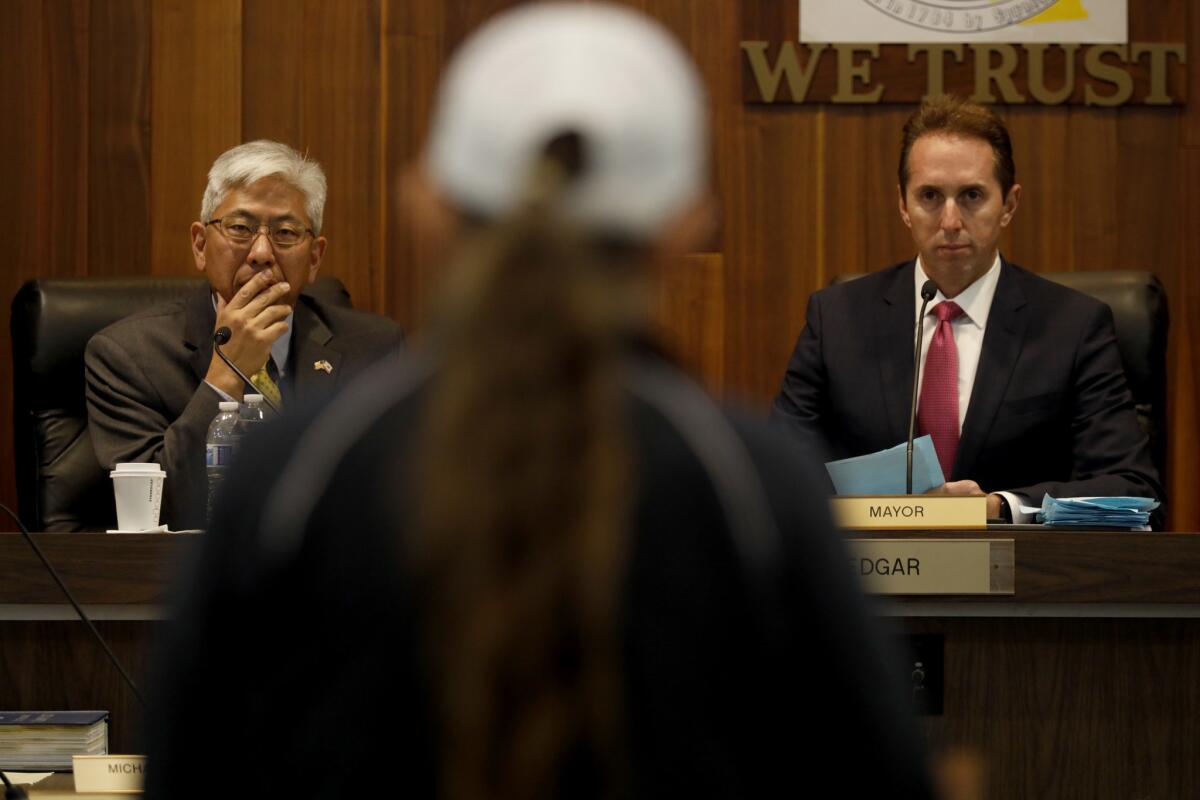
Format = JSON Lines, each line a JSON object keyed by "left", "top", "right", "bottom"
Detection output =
{"left": 932, "top": 300, "right": 964, "bottom": 323}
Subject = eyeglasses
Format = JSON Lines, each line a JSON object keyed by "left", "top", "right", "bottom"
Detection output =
{"left": 205, "top": 215, "right": 314, "bottom": 249}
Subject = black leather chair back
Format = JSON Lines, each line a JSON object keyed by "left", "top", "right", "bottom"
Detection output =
{"left": 830, "top": 270, "right": 1168, "bottom": 483}
{"left": 1046, "top": 271, "right": 1168, "bottom": 484}
{"left": 11, "top": 276, "right": 353, "bottom": 531}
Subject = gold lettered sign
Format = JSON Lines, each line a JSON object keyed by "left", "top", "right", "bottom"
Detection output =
{"left": 831, "top": 495, "right": 987, "bottom": 530}
{"left": 740, "top": 42, "right": 1187, "bottom": 106}
{"left": 847, "top": 538, "right": 1014, "bottom": 595}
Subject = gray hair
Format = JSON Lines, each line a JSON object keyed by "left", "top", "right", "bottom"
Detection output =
{"left": 200, "top": 140, "right": 328, "bottom": 234}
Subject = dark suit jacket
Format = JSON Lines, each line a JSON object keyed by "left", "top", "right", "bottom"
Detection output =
{"left": 84, "top": 286, "right": 404, "bottom": 530}
{"left": 144, "top": 354, "right": 933, "bottom": 798}
{"left": 771, "top": 259, "right": 1163, "bottom": 511}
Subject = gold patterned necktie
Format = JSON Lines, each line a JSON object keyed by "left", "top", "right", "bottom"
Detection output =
{"left": 250, "top": 362, "right": 283, "bottom": 409}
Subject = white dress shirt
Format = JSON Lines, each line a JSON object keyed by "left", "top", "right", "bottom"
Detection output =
{"left": 913, "top": 254, "right": 1030, "bottom": 521}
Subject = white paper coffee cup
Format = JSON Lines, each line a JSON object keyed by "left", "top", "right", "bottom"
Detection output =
{"left": 110, "top": 463, "right": 166, "bottom": 531}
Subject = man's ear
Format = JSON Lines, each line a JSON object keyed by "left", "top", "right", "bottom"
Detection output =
{"left": 1000, "top": 183, "right": 1022, "bottom": 227}
{"left": 307, "top": 236, "right": 327, "bottom": 283}
{"left": 897, "top": 184, "right": 912, "bottom": 228}
{"left": 190, "top": 222, "right": 208, "bottom": 272}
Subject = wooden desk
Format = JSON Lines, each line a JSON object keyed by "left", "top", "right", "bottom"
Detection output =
{"left": 0, "top": 533, "right": 197, "bottom": 754}
{"left": 852, "top": 529, "right": 1200, "bottom": 799}
{"left": 3, "top": 530, "right": 1198, "bottom": 796}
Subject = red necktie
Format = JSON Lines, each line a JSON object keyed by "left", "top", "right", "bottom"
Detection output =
{"left": 917, "top": 300, "right": 965, "bottom": 480}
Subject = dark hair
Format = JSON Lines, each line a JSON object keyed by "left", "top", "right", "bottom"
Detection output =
{"left": 898, "top": 95, "right": 1016, "bottom": 198}
{"left": 412, "top": 136, "right": 640, "bottom": 799}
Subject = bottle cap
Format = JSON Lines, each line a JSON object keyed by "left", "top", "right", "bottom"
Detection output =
{"left": 244, "top": 394, "right": 264, "bottom": 404}
{"left": 219, "top": 401, "right": 239, "bottom": 411}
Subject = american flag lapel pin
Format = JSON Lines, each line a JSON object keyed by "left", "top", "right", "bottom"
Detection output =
{"left": 313, "top": 359, "right": 333, "bottom": 374}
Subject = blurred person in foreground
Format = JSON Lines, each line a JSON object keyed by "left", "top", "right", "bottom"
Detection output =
{"left": 145, "top": 4, "right": 933, "bottom": 797}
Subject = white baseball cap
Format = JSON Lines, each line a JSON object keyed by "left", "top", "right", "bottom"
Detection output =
{"left": 425, "top": 2, "right": 709, "bottom": 240}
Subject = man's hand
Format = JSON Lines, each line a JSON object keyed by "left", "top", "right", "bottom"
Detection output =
{"left": 204, "top": 271, "right": 292, "bottom": 398}
{"left": 926, "top": 480, "right": 1003, "bottom": 518}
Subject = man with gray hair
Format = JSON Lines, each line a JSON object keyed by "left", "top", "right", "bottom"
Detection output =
{"left": 85, "top": 140, "right": 404, "bottom": 530}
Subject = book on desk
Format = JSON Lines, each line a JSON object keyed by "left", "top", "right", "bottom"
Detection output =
{"left": 0, "top": 711, "right": 108, "bottom": 771}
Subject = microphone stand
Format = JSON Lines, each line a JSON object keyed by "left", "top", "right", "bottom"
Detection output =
{"left": 907, "top": 280, "right": 938, "bottom": 494}
{"left": 212, "top": 327, "right": 281, "bottom": 414}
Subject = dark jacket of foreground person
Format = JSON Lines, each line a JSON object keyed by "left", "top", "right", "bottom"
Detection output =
{"left": 143, "top": 354, "right": 934, "bottom": 798}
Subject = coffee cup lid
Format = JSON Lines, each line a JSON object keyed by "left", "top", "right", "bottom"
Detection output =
{"left": 111, "top": 462, "right": 165, "bottom": 477}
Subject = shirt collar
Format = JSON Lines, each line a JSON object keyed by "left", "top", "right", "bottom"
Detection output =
{"left": 914, "top": 252, "right": 1002, "bottom": 330}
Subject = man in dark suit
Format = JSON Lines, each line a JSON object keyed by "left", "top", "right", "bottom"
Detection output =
{"left": 85, "top": 141, "right": 403, "bottom": 530}
{"left": 772, "top": 96, "right": 1161, "bottom": 522}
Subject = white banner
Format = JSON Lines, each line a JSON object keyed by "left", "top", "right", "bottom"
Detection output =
{"left": 800, "top": 0, "right": 1128, "bottom": 44}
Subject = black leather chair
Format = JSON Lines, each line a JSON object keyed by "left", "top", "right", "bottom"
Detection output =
{"left": 11, "top": 276, "right": 353, "bottom": 532}
{"left": 831, "top": 270, "right": 1169, "bottom": 484}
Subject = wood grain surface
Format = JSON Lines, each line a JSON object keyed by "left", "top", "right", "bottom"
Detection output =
{"left": 908, "top": 615, "right": 1200, "bottom": 799}
{"left": 2, "top": 530, "right": 1198, "bottom": 787}
{"left": 0, "top": 0, "right": 1196, "bottom": 537}
{"left": 853, "top": 529, "right": 1200, "bottom": 603}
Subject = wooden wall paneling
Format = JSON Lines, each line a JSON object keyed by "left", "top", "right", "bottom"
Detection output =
{"left": 725, "top": 0, "right": 799, "bottom": 403}
{"left": 0, "top": 1, "right": 48, "bottom": 523}
{"left": 242, "top": 0, "right": 304, "bottom": 146}
{"left": 1114, "top": 109, "right": 1180, "bottom": 271}
{"left": 382, "top": 0, "right": 445, "bottom": 334}
{"left": 439, "top": 0, "right": 518, "bottom": 54}
{"left": 44, "top": 0, "right": 91, "bottom": 281}
{"left": 909, "top": 617, "right": 1200, "bottom": 798}
{"left": 652, "top": 254, "right": 725, "bottom": 392}
{"left": 1111, "top": 108, "right": 1186, "bottom": 527}
{"left": 88, "top": 0, "right": 150, "bottom": 278}
{"left": 0, "top": 1, "right": 91, "bottom": 519}
{"left": 862, "top": 107, "right": 921, "bottom": 272}
{"left": 149, "top": 0, "right": 242, "bottom": 278}
{"left": 730, "top": 102, "right": 831, "bottom": 402}
{"left": 1173, "top": 0, "right": 1200, "bottom": 532}
{"left": 633, "top": 0, "right": 738, "bottom": 394}
{"left": 819, "top": 107, "right": 867, "bottom": 285}
{"left": 292, "top": 0, "right": 384, "bottom": 316}
{"left": 1003, "top": 108, "right": 1073, "bottom": 271}
{"left": 1065, "top": 109, "right": 1122, "bottom": 268}
{"left": 1183, "top": 1, "right": 1200, "bottom": 148}
{"left": 380, "top": 0, "right": 524, "bottom": 335}
{"left": 1173, "top": 149, "right": 1200, "bottom": 531}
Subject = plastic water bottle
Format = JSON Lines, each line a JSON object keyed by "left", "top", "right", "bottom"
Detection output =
{"left": 205, "top": 400, "right": 241, "bottom": 521}
{"left": 240, "top": 393, "right": 266, "bottom": 439}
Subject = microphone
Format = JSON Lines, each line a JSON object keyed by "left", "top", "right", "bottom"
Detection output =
{"left": 212, "top": 327, "right": 280, "bottom": 413}
{"left": 907, "top": 280, "right": 938, "bottom": 494}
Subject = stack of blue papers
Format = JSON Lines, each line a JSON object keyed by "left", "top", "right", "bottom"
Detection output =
{"left": 1027, "top": 496, "right": 1160, "bottom": 528}
{"left": 825, "top": 435, "right": 945, "bottom": 495}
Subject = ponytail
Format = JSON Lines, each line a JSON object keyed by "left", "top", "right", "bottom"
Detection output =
{"left": 413, "top": 137, "right": 640, "bottom": 799}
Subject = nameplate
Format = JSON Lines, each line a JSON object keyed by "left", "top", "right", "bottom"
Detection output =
{"left": 831, "top": 495, "right": 987, "bottom": 530}
{"left": 73, "top": 754, "right": 146, "bottom": 793}
{"left": 847, "top": 538, "right": 1014, "bottom": 595}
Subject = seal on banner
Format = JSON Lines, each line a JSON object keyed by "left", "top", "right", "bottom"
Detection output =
{"left": 861, "top": 0, "right": 1060, "bottom": 35}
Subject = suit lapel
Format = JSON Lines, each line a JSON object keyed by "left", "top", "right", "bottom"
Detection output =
{"left": 290, "top": 297, "right": 344, "bottom": 402}
{"left": 955, "top": 260, "right": 1029, "bottom": 480}
{"left": 876, "top": 261, "right": 918, "bottom": 444}
{"left": 184, "top": 287, "right": 217, "bottom": 384}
